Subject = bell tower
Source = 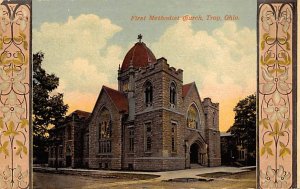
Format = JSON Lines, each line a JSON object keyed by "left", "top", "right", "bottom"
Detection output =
{"left": 118, "top": 34, "right": 156, "bottom": 120}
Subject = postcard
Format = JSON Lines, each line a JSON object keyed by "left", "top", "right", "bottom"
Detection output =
{"left": 0, "top": 0, "right": 298, "bottom": 188}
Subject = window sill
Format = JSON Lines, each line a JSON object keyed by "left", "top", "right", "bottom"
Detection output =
{"left": 145, "top": 104, "right": 153, "bottom": 108}
{"left": 187, "top": 127, "right": 201, "bottom": 131}
{"left": 97, "top": 153, "right": 112, "bottom": 155}
{"left": 169, "top": 104, "right": 176, "bottom": 108}
{"left": 171, "top": 152, "right": 177, "bottom": 155}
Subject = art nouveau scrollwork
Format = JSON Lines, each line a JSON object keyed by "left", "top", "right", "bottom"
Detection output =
{"left": 258, "top": 3, "right": 295, "bottom": 189}
{"left": 0, "top": 1, "right": 30, "bottom": 188}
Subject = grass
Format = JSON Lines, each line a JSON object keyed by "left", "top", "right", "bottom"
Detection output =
{"left": 198, "top": 170, "right": 256, "bottom": 180}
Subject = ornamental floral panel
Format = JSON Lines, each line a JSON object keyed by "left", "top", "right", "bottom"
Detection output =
{"left": 0, "top": 0, "right": 31, "bottom": 189}
{"left": 258, "top": 2, "right": 296, "bottom": 189}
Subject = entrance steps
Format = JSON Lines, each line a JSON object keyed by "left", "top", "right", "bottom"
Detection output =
{"left": 190, "top": 163, "right": 203, "bottom": 169}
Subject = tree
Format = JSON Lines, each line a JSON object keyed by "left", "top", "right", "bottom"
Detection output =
{"left": 228, "top": 93, "right": 256, "bottom": 164}
{"left": 33, "top": 52, "right": 68, "bottom": 163}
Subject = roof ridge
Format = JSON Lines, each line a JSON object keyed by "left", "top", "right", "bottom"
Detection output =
{"left": 183, "top": 82, "right": 194, "bottom": 86}
{"left": 103, "top": 85, "right": 117, "bottom": 91}
{"left": 143, "top": 43, "right": 151, "bottom": 62}
{"left": 73, "top": 109, "right": 91, "bottom": 113}
{"left": 102, "top": 86, "right": 128, "bottom": 113}
{"left": 182, "top": 82, "right": 195, "bottom": 98}
{"left": 130, "top": 43, "right": 138, "bottom": 66}
{"left": 103, "top": 85, "right": 125, "bottom": 94}
{"left": 68, "top": 109, "right": 91, "bottom": 118}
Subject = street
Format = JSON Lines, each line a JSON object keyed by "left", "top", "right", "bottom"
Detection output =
{"left": 33, "top": 167, "right": 256, "bottom": 189}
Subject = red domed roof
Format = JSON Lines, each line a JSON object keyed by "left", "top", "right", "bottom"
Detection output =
{"left": 121, "top": 42, "right": 156, "bottom": 71}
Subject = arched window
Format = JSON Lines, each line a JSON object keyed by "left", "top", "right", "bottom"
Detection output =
{"left": 170, "top": 82, "right": 176, "bottom": 106}
{"left": 98, "top": 107, "right": 112, "bottom": 153}
{"left": 144, "top": 81, "right": 153, "bottom": 107}
{"left": 187, "top": 104, "right": 200, "bottom": 129}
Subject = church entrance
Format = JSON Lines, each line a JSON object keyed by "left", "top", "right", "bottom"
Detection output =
{"left": 190, "top": 143, "right": 199, "bottom": 164}
{"left": 66, "top": 156, "right": 72, "bottom": 167}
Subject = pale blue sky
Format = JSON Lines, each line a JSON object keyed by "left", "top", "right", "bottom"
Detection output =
{"left": 33, "top": 0, "right": 256, "bottom": 49}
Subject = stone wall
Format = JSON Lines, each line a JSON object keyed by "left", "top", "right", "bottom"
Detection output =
{"left": 162, "top": 110, "right": 184, "bottom": 157}
{"left": 134, "top": 110, "right": 163, "bottom": 157}
{"left": 88, "top": 91, "right": 122, "bottom": 170}
{"left": 203, "top": 98, "right": 221, "bottom": 166}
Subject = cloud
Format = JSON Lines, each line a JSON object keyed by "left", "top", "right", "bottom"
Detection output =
{"left": 151, "top": 20, "right": 256, "bottom": 91}
{"left": 151, "top": 20, "right": 256, "bottom": 130}
{"left": 33, "top": 14, "right": 123, "bottom": 94}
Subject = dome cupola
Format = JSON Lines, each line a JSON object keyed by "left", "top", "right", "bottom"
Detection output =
{"left": 120, "top": 34, "right": 156, "bottom": 71}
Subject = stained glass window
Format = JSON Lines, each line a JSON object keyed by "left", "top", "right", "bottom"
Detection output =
{"left": 187, "top": 104, "right": 200, "bottom": 129}
{"left": 98, "top": 108, "right": 112, "bottom": 153}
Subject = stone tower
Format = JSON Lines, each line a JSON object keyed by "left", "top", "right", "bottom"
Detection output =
{"left": 203, "top": 98, "right": 221, "bottom": 166}
{"left": 133, "top": 57, "right": 184, "bottom": 170}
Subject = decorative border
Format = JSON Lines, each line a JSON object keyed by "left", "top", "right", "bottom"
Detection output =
{"left": 257, "top": 0, "right": 297, "bottom": 188}
{"left": 0, "top": 0, "right": 31, "bottom": 188}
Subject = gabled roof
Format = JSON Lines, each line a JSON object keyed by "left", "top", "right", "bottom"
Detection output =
{"left": 182, "top": 82, "right": 206, "bottom": 115}
{"left": 102, "top": 86, "right": 128, "bottom": 113}
{"left": 182, "top": 82, "right": 194, "bottom": 98}
{"left": 49, "top": 110, "right": 91, "bottom": 131}
{"left": 71, "top": 110, "right": 91, "bottom": 119}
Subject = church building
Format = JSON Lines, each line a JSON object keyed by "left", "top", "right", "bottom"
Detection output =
{"left": 48, "top": 36, "right": 221, "bottom": 171}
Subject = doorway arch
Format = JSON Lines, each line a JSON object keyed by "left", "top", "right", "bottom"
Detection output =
{"left": 190, "top": 143, "right": 199, "bottom": 164}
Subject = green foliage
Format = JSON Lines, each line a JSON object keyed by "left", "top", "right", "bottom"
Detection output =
{"left": 228, "top": 94, "right": 256, "bottom": 161}
{"left": 33, "top": 52, "right": 68, "bottom": 163}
